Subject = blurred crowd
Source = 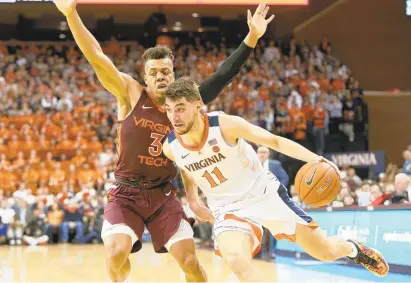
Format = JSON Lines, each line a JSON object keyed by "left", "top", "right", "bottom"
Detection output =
{"left": 0, "top": 35, "right": 408, "bottom": 248}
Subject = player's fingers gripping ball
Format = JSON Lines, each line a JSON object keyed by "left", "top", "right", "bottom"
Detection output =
{"left": 295, "top": 161, "right": 341, "bottom": 207}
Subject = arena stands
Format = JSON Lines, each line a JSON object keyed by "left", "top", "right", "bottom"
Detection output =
{"left": 0, "top": 35, "right": 407, "bottom": 248}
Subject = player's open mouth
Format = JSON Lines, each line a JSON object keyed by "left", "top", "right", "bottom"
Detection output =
{"left": 174, "top": 123, "right": 184, "bottom": 128}
{"left": 157, "top": 83, "right": 168, "bottom": 89}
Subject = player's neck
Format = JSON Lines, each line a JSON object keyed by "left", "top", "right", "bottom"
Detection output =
{"left": 180, "top": 112, "right": 206, "bottom": 148}
{"left": 147, "top": 91, "right": 165, "bottom": 109}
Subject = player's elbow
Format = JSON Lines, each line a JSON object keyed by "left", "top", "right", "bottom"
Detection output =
{"left": 88, "top": 53, "right": 107, "bottom": 70}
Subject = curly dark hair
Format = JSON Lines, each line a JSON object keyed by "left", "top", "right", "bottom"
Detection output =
{"left": 142, "top": 46, "right": 174, "bottom": 64}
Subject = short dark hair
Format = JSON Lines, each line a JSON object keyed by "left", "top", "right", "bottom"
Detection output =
{"left": 164, "top": 77, "right": 200, "bottom": 102}
{"left": 142, "top": 46, "right": 174, "bottom": 64}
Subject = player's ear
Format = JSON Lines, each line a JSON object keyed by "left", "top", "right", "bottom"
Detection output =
{"left": 143, "top": 74, "right": 148, "bottom": 86}
{"left": 196, "top": 100, "right": 202, "bottom": 110}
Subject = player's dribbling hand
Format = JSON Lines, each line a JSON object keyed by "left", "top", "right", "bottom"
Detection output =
{"left": 54, "top": 0, "right": 78, "bottom": 17}
{"left": 318, "top": 156, "right": 341, "bottom": 178}
{"left": 192, "top": 205, "right": 214, "bottom": 224}
{"left": 247, "top": 3, "right": 275, "bottom": 39}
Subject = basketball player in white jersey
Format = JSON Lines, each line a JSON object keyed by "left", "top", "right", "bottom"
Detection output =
{"left": 162, "top": 77, "right": 389, "bottom": 281}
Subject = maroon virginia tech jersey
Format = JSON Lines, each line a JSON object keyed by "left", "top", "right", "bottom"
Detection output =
{"left": 115, "top": 89, "right": 177, "bottom": 185}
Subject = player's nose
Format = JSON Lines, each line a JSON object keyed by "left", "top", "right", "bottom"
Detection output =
{"left": 156, "top": 73, "right": 165, "bottom": 81}
{"left": 172, "top": 114, "right": 180, "bottom": 123}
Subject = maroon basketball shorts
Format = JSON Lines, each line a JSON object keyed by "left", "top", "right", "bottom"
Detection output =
{"left": 101, "top": 182, "right": 194, "bottom": 253}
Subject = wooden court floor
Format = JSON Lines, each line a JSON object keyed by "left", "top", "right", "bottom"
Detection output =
{"left": 0, "top": 243, "right": 278, "bottom": 282}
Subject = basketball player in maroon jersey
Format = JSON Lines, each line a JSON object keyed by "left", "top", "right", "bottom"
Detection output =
{"left": 54, "top": 1, "right": 274, "bottom": 282}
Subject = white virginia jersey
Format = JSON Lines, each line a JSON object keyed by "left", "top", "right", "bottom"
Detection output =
{"left": 167, "top": 112, "right": 279, "bottom": 211}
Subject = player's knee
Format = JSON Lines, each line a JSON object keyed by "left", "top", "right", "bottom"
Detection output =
{"left": 180, "top": 253, "right": 200, "bottom": 275}
{"left": 105, "top": 242, "right": 129, "bottom": 270}
{"left": 224, "top": 252, "right": 252, "bottom": 277}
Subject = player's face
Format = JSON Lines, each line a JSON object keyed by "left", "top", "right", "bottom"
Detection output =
{"left": 165, "top": 98, "right": 200, "bottom": 135}
{"left": 144, "top": 59, "right": 175, "bottom": 95}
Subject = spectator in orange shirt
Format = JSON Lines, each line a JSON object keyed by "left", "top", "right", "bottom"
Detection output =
{"left": 294, "top": 113, "right": 307, "bottom": 145}
{"left": 317, "top": 73, "right": 330, "bottom": 93}
{"left": 28, "top": 150, "right": 41, "bottom": 169}
{"left": 1, "top": 170, "right": 17, "bottom": 193}
{"left": 46, "top": 202, "right": 64, "bottom": 243}
{"left": 22, "top": 165, "right": 40, "bottom": 192}
{"left": 332, "top": 74, "right": 345, "bottom": 93}
{"left": 38, "top": 162, "right": 50, "bottom": 184}
{"left": 72, "top": 150, "right": 86, "bottom": 168}
{"left": 73, "top": 133, "right": 88, "bottom": 150}
{"left": 38, "top": 135, "right": 51, "bottom": 150}
{"left": 281, "top": 116, "right": 295, "bottom": 140}
{"left": 0, "top": 153, "right": 11, "bottom": 171}
{"left": 82, "top": 124, "right": 96, "bottom": 140}
{"left": 45, "top": 152, "right": 56, "bottom": 170}
{"left": 0, "top": 123, "right": 10, "bottom": 141}
{"left": 22, "top": 135, "right": 37, "bottom": 153}
{"left": 12, "top": 151, "right": 26, "bottom": 171}
{"left": 313, "top": 102, "right": 328, "bottom": 155}
{"left": 57, "top": 133, "right": 74, "bottom": 150}
{"left": 88, "top": 136, "right": 103, "bottom": 154}
{"left": 7, "top": 134, "right": 21, "bottom": 160}
{"left": 287, "top": 99, "right": 300, "bottom": 120}
{"left": 0, "top": 138, "right": 6, "bottom": 155}
{"left": 49, "top": 162, "right": 66, "bottom": 193}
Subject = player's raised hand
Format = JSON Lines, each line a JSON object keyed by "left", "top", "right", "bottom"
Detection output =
{"left": 54, "top": 0, "right": 78, "bottom": 17}
{"left": 192, "top": 205, "right": 214, "bottom": 224}
{"left": 247, "top": 3, "right": 275, "bottom": 39}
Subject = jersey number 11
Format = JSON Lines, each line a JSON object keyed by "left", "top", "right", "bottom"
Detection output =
{"left": 202, "top": 167, "right": 227, "bottom": 188}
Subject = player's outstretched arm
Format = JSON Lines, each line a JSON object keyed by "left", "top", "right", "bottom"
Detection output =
{"left": 198, "top": 3, "right": 274, "bottom": 104}
{"left": 180, "top": 169, "right": 214, "bottom": 224}
{"left": 219, "top": 114, "right": 321, "bottom": 164}
{"left": 54, "top": 0, "right": 133, "bottom": 104}
{"left": 163, "top": 140, "right": 214, "bottom": 223}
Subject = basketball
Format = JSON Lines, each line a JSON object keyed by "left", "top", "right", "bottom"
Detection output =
{"left": 295, "top": 161, "right": 341, "bottom": 207}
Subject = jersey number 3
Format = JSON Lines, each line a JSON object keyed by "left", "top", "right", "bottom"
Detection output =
{"left": 149, "top": 133, "right": 164, "bottom": 156}
{"left": 202, "top": 167, "right": 227, "bottom": 188}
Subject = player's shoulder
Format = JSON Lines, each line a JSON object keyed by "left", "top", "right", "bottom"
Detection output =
{"left": 120, "top": 72, "right": 144, "bottom": 95}
{"left": 206, "top": 110, "right": 233, "bottom": 128}
{"left": 162, "top": 132, "right": 175, "bottom": 160}
{"left": 120, "top": 72, "right": 136, "bottom": 82}
{"left": 165, "top": 130, "right": 177, "bottom": 145}
{"left": 212, "top": 112, "right": 244, "bottom": 128}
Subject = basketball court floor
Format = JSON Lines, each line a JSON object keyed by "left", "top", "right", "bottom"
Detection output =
{"left": 0, "top": 244, "right": 410, "bottom": 283}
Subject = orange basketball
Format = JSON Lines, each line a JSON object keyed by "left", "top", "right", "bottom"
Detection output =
{"left": 295, "top": 161, "right": 341, "bottom": 207}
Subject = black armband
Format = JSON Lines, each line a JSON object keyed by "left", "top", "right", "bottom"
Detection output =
{"left": 199, "top": 41, "right": 254, "bottom": 105}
